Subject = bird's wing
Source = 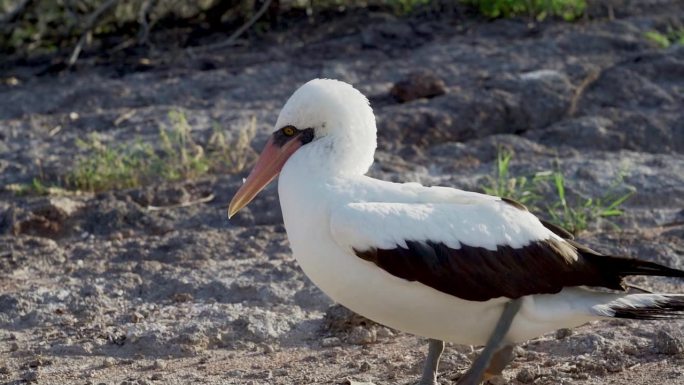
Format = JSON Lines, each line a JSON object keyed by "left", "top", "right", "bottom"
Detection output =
{"left": 329, "top": 199, "right": 621, "bottom": 301}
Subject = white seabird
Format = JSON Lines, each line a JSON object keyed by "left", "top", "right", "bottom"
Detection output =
{"left": 228, "top": 79, "right": 684, "bottom": 385}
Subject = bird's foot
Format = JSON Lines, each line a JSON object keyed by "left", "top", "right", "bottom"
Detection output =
{"left": 454, "top": 372, "right": 482, "bottom": 385}
{"left": 416, "top": 375, "right": 438, "bottom": 385}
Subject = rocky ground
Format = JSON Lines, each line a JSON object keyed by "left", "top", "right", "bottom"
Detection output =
{"left": 1, "top": 1, "right": 684, "bottom": 384}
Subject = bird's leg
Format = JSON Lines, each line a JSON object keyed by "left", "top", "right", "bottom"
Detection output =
{"left": 417, "top": 339, "right": 445, "bottom": 385}
{"left": 455, "top": 298, "right": 522, "bottom": 385}
{"left": 482, "top": 344, "right": 516, "bottom": 381}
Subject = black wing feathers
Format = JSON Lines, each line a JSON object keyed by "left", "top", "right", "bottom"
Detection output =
{"left": 356, "top": 238, "right": 684, "bottom": 302}
{"left": 611, "top": 296, "right": 684, "bottom": 320}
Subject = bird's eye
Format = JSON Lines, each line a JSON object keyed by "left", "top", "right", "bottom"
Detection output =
{"left": 282, "top": 126, "right": 296, "bottom": 136}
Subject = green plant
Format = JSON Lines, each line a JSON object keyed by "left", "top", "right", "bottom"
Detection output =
{"left": 463, "top": 0, "right": 586, "bottom": 21}
{"left": 157, "top": 110, "right": 211, "bottom": 181}
{"left": 482, "top": 147, "right": 551, "bottom": 208}
{"left": 481, "top": 148, "right": 635, "bottom": 234}
{"left": 206, "top": 116, "right": 257, "bottom": 175}
{"left": 66, "top": 132, "right": 153, "bottom": 191}
{"left": 387, "top": 0, "right": 431, "bottom": 14}
{"left": 544, "top": 172, "right": 635, "bottom": 234}
{"left": 4, "top": 178, "right": 55, "bottom": 196}
{"left": 645, "top": 28, "right": 684, "bottom": 49}
{"left": 62, "top": 109, "right": 256, "bottom": 192}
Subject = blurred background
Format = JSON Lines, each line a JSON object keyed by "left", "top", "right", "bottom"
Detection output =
{"left": 1, "top": 1, "right": 683, "bottom": 384}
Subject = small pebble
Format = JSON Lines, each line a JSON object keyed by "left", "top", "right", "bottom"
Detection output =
{"left": 226, "top": 369, "right": 244, "bottom": 377}
{"left": 28, "top": 356, "right": 50, "bottom": 368}
{"left": 347, "top": 327, "right": 376, "bottom": 345}
{"left": 376, "top": 327, "right": 394, "bottom": 339}
{"left": 302, "top": 355, "right": 318, "bottom": 363}
{"left": 150, "top": 373, "right": 164, "bottom": 381}
{"left": 172, "top": 293, "right": 193, "bottom": 303}
{"left": 513, "top": 346, "right": 526, "bottom": 357}
{"left": 256, "top": 370, "right": 272, "bottom": 379}
{"left": 0, "top": 366, "right": 9, "bottom": 374}
{"left": 23, "top": 370, "right": 40, "bottom": 383}
{"left": 516, "top": 367, "right": 536, "bottom": 383}
{"left": 130, "top": 312, "right": 144, "bottom": 323}
{"left": 9, "top": 342, "right": 19, "bottom": 352}
{"left": 390, "top": 71, "right": 447, "bottom": 103}
{"left": 102, "top": 357, "right": 116, "bottom": 367}
{"left": 359, "top": 361, "right": 372, "bottom": 372}
{"left": 152, "top": 359, "right": 166, "bottom": 370}
{"left": 322, "top": 337, "right": 341, "bottom": 347}
{"left": 556, "top": 328, "right": 573, "bottom": 339}
{"left": 273, "top": 368, "right": 288, "bottom": 376}
{"left": 654, "top": 330, "right": 684, "bottom": 355}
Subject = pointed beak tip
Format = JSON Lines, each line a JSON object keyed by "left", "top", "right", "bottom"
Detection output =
{"left": 227, "top": 202, "right": 240, "bottom": 219}
{"left": 225, "top": 134, "right": 301, "bottom": 222}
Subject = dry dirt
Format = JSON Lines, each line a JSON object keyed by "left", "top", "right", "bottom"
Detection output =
{"left": 1, "top": 2, "right": 684, "bottom": 385}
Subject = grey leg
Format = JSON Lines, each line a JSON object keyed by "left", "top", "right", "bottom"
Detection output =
{"left": 483, "top": 344, "right": 515, "bottom": 381}
{"left": 456, "top": 299, "right": 522, "bottom": 385}
{"left": 417, "top": 339, "right": 445, "bottom": 385}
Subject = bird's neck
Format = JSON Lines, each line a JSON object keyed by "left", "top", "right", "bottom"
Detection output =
{"left": 282, "top": 135, "right": 376, "bottom": 179}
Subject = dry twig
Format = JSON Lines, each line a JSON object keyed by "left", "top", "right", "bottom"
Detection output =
{"left": 567, "top": 68, "right": 601, "bottom": 117}
{"left": 192, "top": 0, "right": 273, "bottom": 52}
{"left": 146, "top": 194, "right": 216, "bottom": 211}
{"left": 68, "top": 0, "right": 121, "bottom": 67}
{"left": 137, "top": 0, "right": 158, "bottom": 45}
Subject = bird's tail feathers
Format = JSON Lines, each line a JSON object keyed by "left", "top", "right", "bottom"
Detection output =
{"left": 592, "top": 294, "right": 684, "bottom": 320}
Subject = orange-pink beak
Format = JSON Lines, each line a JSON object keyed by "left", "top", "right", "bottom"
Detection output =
{"left": 228, "top": 134, "right": 303, "bottom": 218}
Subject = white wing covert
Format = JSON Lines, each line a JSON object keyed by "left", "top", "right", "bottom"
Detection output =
{"left": 327, "top": 199, "right": 633, "bottom": 302}
{"left": 330, "top": 200, "right": 555, "bottom": 253}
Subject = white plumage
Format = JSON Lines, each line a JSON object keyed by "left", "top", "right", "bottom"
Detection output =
{"left": 280, "top": 156, "right": 599, "bottom": 345}
{"left": 229, "top": 78, "right": 684, "bottom": 384}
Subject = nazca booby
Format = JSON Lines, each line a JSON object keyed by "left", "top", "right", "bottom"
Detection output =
{"left": 228, "top": 79, "right": 684, "bottom": 385}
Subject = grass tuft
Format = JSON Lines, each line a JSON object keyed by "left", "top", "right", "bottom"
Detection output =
{"left": 38, "top": 109, "right": 257, "bottom": 193}
{"left": 645, "top": 28, "right": 684, "bottom": 49}
{"left": 463, "top": 0, "right": 586, "bottom": 21}
{"left": 544, "top": 171, "right": 635, "bottom": 234}
{"left": 387, "top": 0, "right": 431, "bottom": 14}
{"left": 482, "top": 148, "right": 551, "bottom": 206}
{"left": 482, "top": 147, "right": 635, "bottom": 234}
{"left": 4, "top": 178, "right": 67, "bottom": 196}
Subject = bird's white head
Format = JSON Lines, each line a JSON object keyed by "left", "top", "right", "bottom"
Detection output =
{"left": 228, "top": 79, "right": 377, "bottom": 218}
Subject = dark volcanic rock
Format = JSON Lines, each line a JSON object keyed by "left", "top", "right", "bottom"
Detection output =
{"left": 390, "top": 71, "right": 447, "bottom": 103}
{"left": 525, "top": 116, "right": 624, "bottom": 151}
{"left": 378, "top": 91, "right": 519, "bottom": 147}
{"left": 491, "top": 70, "right": 574, "bottom": 132}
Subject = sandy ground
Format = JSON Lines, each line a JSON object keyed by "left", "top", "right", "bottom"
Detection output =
{"left": 2, "top": 1, "right": 684, "bottom": 384}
